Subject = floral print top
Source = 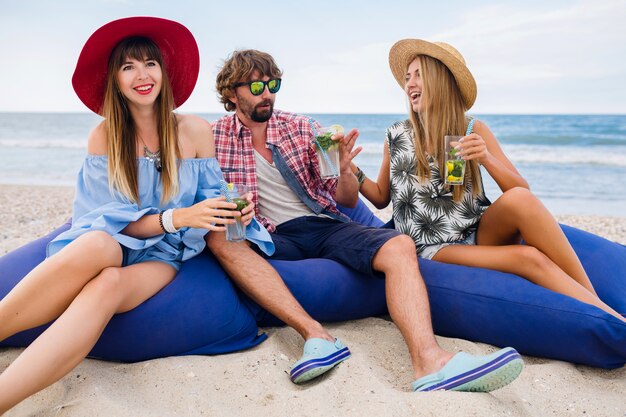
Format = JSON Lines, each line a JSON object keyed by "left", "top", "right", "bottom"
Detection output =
{"left": 387, "top": 119, "right": 491, "bottom": 254}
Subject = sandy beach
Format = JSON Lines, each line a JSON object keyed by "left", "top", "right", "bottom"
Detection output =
{"left": 0, "top": 183, "right": 625, "bottom": 417}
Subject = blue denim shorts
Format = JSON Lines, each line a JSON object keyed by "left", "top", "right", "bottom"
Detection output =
{"left": 261, "top": 216, "right": 401, "bottom": 276}
{"left": 121, "top": 245, "right": 182, "bottom": 271}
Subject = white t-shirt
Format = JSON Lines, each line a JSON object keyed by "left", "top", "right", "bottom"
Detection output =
{"left": 253, "top": 149, "right": 321, "bottom": 226}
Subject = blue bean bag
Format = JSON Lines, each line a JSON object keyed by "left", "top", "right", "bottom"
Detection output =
{"left": 243, "top": 201, "right": 626, "bottom": 369}
{"left": 2, "top": 201, "right": 625, "bottom": 369}
{"left": 0, "top": 223, "right": 266, "bottom": 362}
{"left": 421, "top": 227, "right": 626, "bottom": 369}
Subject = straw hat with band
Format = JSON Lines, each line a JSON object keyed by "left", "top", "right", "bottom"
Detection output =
{"left": 388, "top": 39, "right": 477, "bottom": 110}
{"left": 72, "top": 16, "right": 199, "bottom": 115}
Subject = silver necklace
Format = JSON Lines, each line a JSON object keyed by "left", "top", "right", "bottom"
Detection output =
{"left": 139, "top": 136, "right": 162, "bottom": 172}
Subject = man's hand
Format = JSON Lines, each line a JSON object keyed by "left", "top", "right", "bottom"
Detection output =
{"left": 334, "top": 128, "right": 362, "bottom": 175}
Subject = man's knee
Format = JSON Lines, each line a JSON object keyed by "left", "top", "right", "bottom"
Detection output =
{"left": 380, "top": 234, "right": 416, "bottom": 256}
{"left": 374, "top": 234, "right": 418, "bottom": 269}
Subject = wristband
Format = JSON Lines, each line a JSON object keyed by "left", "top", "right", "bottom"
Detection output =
{"left": 355, "top": 166, "right": 366, "bottom": 187}
{"left": 161, "top": 208, "right": 180, "bottom": 233}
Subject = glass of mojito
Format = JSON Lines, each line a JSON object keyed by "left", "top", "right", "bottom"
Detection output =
{"left": 314, "top": 125, "right": 343, "bottom": 179}
{"left": 444, "top": 135, "right": 466, "bottom": 185}
{"left": 223, "top": 183, "right": 249, "bottom": 242}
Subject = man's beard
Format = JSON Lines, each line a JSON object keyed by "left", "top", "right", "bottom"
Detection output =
{"left": 250, "top": 100, "right": 274, "bottom": 122}
{"left": 237, "top": 91, "right": 274, "bottom": 123}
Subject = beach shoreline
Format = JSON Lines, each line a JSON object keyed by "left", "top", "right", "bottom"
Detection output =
{"left": 0, "top": 183, "right": 625, "bottom": 416}
{"left": 1, "top": 184, "right": 625, "bottom": 255}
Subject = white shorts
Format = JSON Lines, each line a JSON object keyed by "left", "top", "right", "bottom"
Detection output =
{"left": 418, "top": 232, "right": 478, "bottom": 260}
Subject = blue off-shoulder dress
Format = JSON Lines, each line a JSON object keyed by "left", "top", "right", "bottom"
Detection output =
{"left": 47, "top": 156, "right": 274, "bottom": 270}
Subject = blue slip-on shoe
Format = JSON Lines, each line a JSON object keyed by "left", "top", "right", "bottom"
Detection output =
{"left": 412, "top": 347, "right": 523, "bottom": 392}
{"left": 290, "top": 338, "right": 351, "bottom": 384}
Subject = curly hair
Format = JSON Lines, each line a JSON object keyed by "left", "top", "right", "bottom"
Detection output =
{"left": 216, "top": 49, "right": 283, "bottom": 111}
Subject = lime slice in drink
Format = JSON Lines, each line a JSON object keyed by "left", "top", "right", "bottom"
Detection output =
{"left": 329, "top": 124, "right": 344, "bottom": 134}
{"left": 232, "top": 197, "right": 248, "bottom": 211}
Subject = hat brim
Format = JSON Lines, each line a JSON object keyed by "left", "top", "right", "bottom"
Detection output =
{"left": 72, "top": 16, "right": 199, "bottom": 115}
{"left": 389, "top": 39, "right": 477, "bottom": 110}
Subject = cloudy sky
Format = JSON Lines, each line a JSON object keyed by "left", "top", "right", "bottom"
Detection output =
{"left": 1, "top": 0, "right": 624, "bottom": 114}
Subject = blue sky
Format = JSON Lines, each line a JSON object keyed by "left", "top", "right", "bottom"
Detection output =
{"left": 1, "top": 0, "right": 625, "bottom": 114}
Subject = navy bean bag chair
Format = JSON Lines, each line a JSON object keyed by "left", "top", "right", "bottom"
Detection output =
{"left": 1, "top": 200, "right": 625, "bottom": 368}
{"left": 244, "top": 202, "right": 626, "bottom": 369}
{"left": 0, "top": 223, "right": 266, "bottom": 362}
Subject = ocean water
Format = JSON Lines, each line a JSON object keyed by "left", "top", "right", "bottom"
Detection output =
{"left": 1, "top": 112, "right": 625, "bottom": 216}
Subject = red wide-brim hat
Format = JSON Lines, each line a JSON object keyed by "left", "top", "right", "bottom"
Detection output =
{"left": 72, "top": 16, "right": 199, "bottom": 115}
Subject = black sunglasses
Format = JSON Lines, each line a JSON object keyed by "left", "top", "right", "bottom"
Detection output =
{"left": 232, "top": 78, "right": 281, "bottom": 96}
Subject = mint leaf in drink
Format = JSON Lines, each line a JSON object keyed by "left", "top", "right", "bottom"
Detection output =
{"left": 315, "top": 132, "right": 335, "bottom": 151}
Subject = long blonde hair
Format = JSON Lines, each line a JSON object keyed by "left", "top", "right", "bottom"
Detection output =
{"left": 101, "top": 37, "right": 180, "bottom": 204}
{"left": 408, "top": 55, "right": 482, "bottom": 201}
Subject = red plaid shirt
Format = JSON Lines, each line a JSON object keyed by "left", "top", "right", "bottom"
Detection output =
{"left": 213, "top": 110, "right": 342, "bottom": 232}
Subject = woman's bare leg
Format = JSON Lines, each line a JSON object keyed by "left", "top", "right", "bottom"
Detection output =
{"left": 434, "top": 215, "right": 625, "bottom": 322}
{"left": 0, "top": 231, "right": 123, "bottom": 341}
{"left": 0, "top": 261, "right": 176, "bottom": 414}
{"left": 476, "top": 187, "right": 596, "bottom": 295}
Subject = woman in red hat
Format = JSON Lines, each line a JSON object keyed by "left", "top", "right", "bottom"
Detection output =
{"left": 0, "top": 17, "right": 270, "bottom": 412}
{"left": 353, "top": 39, "right": 624, "bottom": 327}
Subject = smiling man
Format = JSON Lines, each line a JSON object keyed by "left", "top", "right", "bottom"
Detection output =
{"left": 205, "top": 49, "right": 524, "bottom": 392}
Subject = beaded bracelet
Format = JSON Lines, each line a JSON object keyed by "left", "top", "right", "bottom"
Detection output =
{"left": 158, "top": 211, "right": 166, "bottom": 233}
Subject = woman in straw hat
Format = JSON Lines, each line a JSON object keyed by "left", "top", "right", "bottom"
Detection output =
{"left": 354, "top": 39, "right": 624, "bottom": 323}
{"left": 0, "top": 17, "right": 269, "bottom": 412}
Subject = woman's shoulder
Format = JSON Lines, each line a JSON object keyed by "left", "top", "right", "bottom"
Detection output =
{"left": 176, "top": 113, "right": 211, "bottom": 130}
{"left": 176, "top": 113, "right": 215, "bottom": 158}
{"left": 87, "top": 121, "right": 108, "bottom": 155}
{"left": 386, "top": 119, "right": 411, "bottom": 136}
{"left": 388, "top": 119, "right": 410, "bottom": 130}
{"left": 467, "top": 117, "right": 492, "bottom": 135}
